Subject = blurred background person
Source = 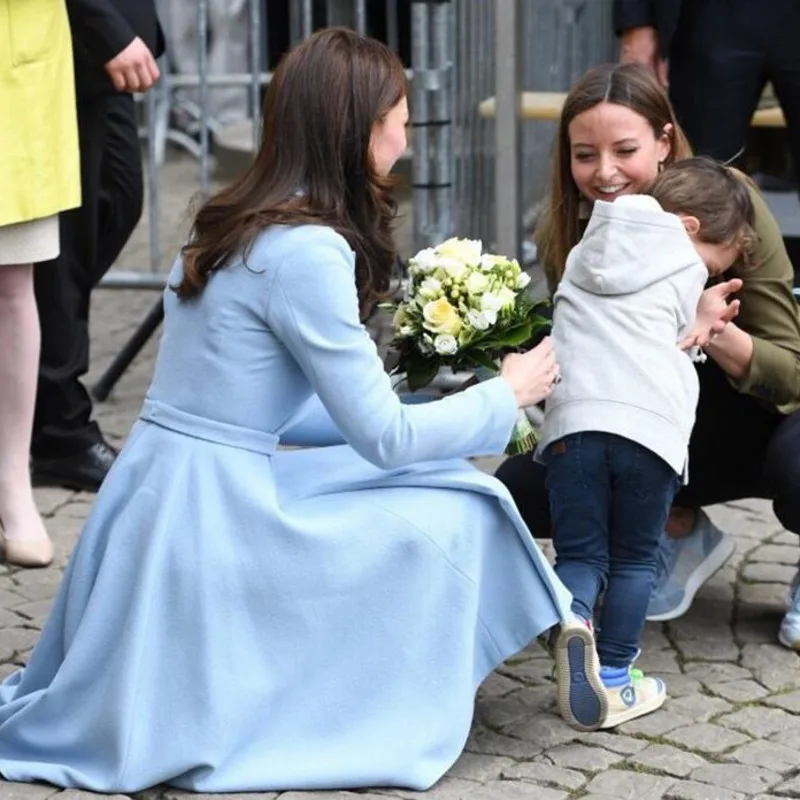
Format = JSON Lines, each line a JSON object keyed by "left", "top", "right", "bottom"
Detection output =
{"left": 31, "top": 0, "right": 164, "bottom": 493}
{"left": 614, "top": 0, "right": 800, "bottom": 183}
{"left": 0, "top": 0, "right": 80, "bottom": 566}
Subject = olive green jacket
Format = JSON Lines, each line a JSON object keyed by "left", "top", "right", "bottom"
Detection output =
{"left": 729, "top": 184, "right": 800, "bottom": 414}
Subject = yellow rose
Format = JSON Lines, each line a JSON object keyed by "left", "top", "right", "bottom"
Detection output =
{"left": 422, "top": 297, "right": 462, "bottom": 336}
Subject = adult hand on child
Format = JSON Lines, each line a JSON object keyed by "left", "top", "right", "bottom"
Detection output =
{"left": 679, "top": 278, "right": 743, "bottom": 351}
{"left": 501, "top": 337, "right": 561, "bottom": 408}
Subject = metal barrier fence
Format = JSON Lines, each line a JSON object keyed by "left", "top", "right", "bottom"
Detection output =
{"left": 92, "top": 0, "right": 616, "bottom": 395}
{"left": 100, "top": 0, "right": 617, "bottom": 290}
{"left": 454, "top": 0, "right": 616, "bottom": 260}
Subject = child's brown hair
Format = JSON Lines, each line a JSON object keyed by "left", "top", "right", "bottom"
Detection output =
{"left": 647, "top": 157, "right": 757, "bottom": 269}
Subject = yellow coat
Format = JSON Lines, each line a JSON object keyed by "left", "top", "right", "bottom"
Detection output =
{"left": 0, "top": 0, "right": 81, "bottom": 226}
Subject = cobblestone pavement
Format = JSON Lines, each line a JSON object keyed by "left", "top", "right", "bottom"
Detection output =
{"left": 3, "top": 154, "right": 800, "bottom": 800}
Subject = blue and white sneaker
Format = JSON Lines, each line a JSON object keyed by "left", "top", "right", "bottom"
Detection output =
{"left": 778, "top": 570, "right": 800, "bottom": 650}
{"left": 553, "top": 618, "right": 608, "bottom": 731}
{"left": 599, "top": 666, "right": 666, "bottom": 729}
{"left": 646, "top": 510, "right": 735, "bottom": 622}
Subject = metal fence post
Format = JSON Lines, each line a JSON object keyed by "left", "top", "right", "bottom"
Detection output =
{"left": 411, "top": 0, "right": 453, "bottom": 251}
{"left": 493, "top": 0, "right": 523, "bottom": 260}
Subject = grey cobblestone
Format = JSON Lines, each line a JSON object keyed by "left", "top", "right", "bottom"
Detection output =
{"left": 543, "top": 742, "right": 623, "bottom": 771}
{"left": 584, "top": 769, "right": 677, "bottom": 798}
{"left": 664, "top": 723, "right": 751, "bottom": 754}
{"left": 718, "top": 707, "right": 800, "bottom": 739}
{"left": 628, "top": 743, "right": 708, "bottom": 778}
{"left": 665, "top": 781, "right": 746, "bottom": 800}
{"left": 688, "top": 765, "right": 782, "bottom": 796}
{"left": 2, "top": 155, "right": 800, "bottom": 800}
{"left": 707, "top": 680, "right": 770, "bottom": 704}
{"left": 501, "top": 761, "right": 586, "bottom": 791}
{"left": 726, "top": 739, "right": 800, "bottom": 774}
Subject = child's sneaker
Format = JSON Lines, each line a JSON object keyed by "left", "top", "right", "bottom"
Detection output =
{"left": 599, "top": 666, "right": 666, "bottom": 728}
{"left": 553, "top": 618, "right": 608, "bottom": 731}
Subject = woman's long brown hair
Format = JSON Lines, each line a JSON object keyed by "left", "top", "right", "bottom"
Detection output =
{"left": 174, "top": 27, "right": 408, "bottom": 316}
{"left": 535, "top": 62, "right": 693, "bottom": 292}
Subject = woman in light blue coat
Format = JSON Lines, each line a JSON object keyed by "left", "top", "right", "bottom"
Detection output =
{"left": 0, "top": 28, "right": 606, "bottom": 793}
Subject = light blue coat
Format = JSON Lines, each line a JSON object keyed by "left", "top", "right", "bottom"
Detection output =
{"left": 0, "top": 225, "right": 572, "bottom": 793}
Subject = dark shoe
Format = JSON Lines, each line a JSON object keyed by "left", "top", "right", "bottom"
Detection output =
{"left": 31, "top": 441, "right": 118, "bottom": 493}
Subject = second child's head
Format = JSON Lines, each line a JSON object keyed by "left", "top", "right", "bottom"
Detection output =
{"left": 647, "top": 158, "right": 756, "bottom": 276}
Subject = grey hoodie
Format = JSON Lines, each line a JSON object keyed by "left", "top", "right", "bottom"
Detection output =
{"left": 539, "top": 195, "right": 709, "bottom": 477}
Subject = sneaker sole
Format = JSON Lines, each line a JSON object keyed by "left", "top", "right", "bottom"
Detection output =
{"left": 646, "top": 533, "right": 736, "bottom": 623}
{"left": 600, "top": 686, "right": 667, "bottom": 729}
{"left": 554, "top": 623, "right": 608, "bottom": 731}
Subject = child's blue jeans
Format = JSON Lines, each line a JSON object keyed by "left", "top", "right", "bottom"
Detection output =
{"left": 544, "top": 431, "right": 679, "bottom": 668}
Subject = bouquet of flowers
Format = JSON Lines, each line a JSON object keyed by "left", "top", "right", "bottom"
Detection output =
{"left": 388, "top": 237, "right": 550, "bottom": 455}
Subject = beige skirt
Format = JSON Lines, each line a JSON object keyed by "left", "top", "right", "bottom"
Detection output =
{"left": 0, "top": 215, "right": 60, "bottom": 265}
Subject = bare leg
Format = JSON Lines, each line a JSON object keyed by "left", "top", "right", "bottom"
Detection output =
{"left": 0, "top": 264, "right": 52, "bottom": 564}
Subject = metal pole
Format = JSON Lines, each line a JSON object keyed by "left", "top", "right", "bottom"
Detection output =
{"left": 386, "top": 0, "right": 399, "bottom": 52}
{"left": 411, "top": 1, "right": 454, "bottom": 250}
{"left": 355, "top": 0, "right": 367, "bottom": 34}
{"left": 302, "top": 0, "right": 314, "bottom": 38}
{"left": 411, "top": 2, "right": 431, "bottom": 249}
{"left": 494, "top": 0, "right": 523, "bottom": 259}
{"left": 249, "top": 0, "right": 263, "bottom": 151}
{"left": 145, "top": 85, "right": 161, "bottom": 272}
{"left": 430, "top": 1, "right": 453, "bottom": 244}
{"left": 197, "top": 0, "right": 210, "bottom": 192}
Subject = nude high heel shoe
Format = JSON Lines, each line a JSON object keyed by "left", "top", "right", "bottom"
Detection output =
{"left": 0, "top": 524, "right": 54, "bottom": 568}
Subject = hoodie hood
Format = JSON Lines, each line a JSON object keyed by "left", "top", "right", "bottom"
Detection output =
{"left": 566, "top": 195, "right": 706, "bottom": 296}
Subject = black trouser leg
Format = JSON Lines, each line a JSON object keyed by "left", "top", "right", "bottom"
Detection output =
{"left": 32, "top": 93, "right": 142, "bottom": 458}
{"left": 763, "top": 1, "right": 800, "bottom": 189}
{"left": 668, "top": 0, "right": 767, "bottom": 165}
{"left": 674, "top": 360, "right": 781, "bottom": 508}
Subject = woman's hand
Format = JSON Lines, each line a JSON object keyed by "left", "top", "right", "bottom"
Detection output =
{"left": 679, "top": 278, "right": 743, "bottom": 351}
{"left": 500, "top": 336, "right": 560, "bottom": 408}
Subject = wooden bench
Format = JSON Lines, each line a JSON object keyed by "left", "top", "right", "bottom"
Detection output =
{"left": 478, "top": 91, "right": 786, "bottom": 127}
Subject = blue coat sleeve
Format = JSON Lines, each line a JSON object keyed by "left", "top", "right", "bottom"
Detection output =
{"left": 266, "top": 228, "right": 519, "bottom": 469}
{"left": 279, "top": 395, "right": 346, "bottom": 447}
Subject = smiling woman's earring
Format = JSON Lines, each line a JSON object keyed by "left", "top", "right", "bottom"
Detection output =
{"left": 657, "top": 159, "right": 665, "bottom": 173}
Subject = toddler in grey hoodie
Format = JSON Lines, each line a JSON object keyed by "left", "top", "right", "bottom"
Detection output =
{"left": 540, "top": 158, "right": 755, "bottom": 729}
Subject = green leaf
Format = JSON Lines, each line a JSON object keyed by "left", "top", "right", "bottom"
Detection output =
{"left": 405, "top": 360, "right": 440, "bottom": 391}
{"left": 468, "top": 351, "right": 500, "bottom": 371}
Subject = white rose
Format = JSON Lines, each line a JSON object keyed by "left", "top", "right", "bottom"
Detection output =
{"left": 418, "top": 277, "right": 443, "bottom": 299}
{"left": 411, "top": 247, "right": 438, "bottom": 272}
{"left": 437, "top": 237, "right": 483, "bottom": 265}
{"left": 466, "top": 309, "right": 491, "bottom": 331}
{"left": 516, "top": 271, "right": 531, "bottom": 289}
{"left": 481, "top": 292, "right": 504, "bottom": 314}
{"left": 434, "top": 334, "right": 459, "bottom": 355}
{"left": 439, "top": 257, "right": 469, "bottom": 283}
{"left": 465, "top": 271, "right": 489, "bottom": 296}
{"left": 479, "top": 253, "right": 508, "bottom": 271}
{"left": 496, "top": 286, "right": 517, "bottom": 308}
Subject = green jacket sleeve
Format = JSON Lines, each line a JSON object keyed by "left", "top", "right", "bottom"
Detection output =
{"left": 729, "top": 182, "right": 800, "bottom": 414}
